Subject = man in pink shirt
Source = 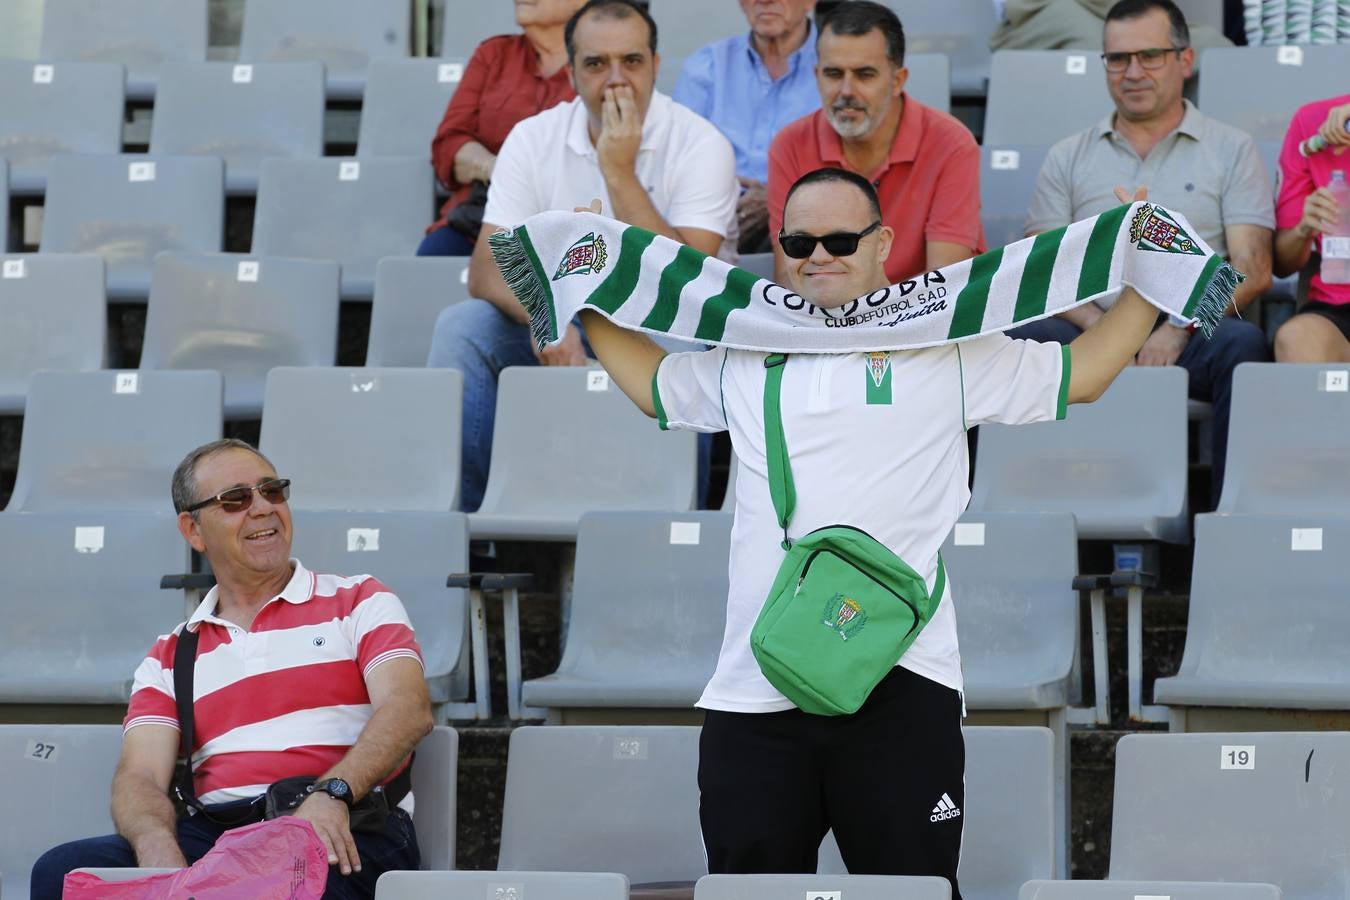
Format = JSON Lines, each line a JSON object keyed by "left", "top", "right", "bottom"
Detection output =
{"left": 1274, "top": 94, "right": 1350, "bottom": 363}
{"left": 766, "top": 0, "right": 985, "bottom": 285}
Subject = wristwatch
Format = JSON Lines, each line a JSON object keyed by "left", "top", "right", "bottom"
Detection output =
{"left": 310, "top": 778, "right": 355, "bottom": 808}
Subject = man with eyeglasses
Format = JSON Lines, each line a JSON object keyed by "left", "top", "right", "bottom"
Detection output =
{"left": 1011, "top": 0, "right": 1272, "bottom": 506}
{"left": 575, "top": 166, "right": 1163, "bottom": 894}
{"left": 31, "top": 438, "right": 433, "bottom": 900}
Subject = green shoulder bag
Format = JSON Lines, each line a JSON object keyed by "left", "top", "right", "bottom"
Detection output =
{"left": 748, "top": 353, "right": 945, "bottom": 716}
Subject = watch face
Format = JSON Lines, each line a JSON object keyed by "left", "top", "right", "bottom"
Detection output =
{"left": 324, "top": 779, "right": 352, "bottom": 802}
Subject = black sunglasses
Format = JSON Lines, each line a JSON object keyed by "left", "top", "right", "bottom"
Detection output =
{"left": 777, "top": 221, "right": 882, "bottom": 259}
{"left": 183, "top": 478, "right": 291, "bottom": 514}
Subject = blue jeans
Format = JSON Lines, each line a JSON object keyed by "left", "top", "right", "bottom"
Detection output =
{"left": 1007, "top": 314, "right": 1270, "bottom": 503}
{"left": 30, "top": 803, "right": 419, "bottom": 900}
{"left": 426, "top": 298, "right": 713, "bottom": 511}
{"left": 417, "top": 225, "right": 476, "bottom": 257}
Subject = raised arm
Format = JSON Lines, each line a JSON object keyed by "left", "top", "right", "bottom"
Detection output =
{"left": 1065, "top": 286, "right": 1159, "bottom": 403}
{"left": 578, "top": 309, "right": 666, "bottom": 417}
{"left": 110, "top": 724, "right": 186, "bottom": 868}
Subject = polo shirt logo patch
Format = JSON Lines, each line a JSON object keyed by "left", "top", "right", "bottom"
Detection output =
{"left": 865, "top": 351, "right": 893, "bottom": 405}
{"left": 1129, "top": 203, "right": 1203, "bottom": 256}
{"left": 823, "top": 593, "right": 867, "bottom": 641}
{"left": 552, "top": 232, "right": 609, "bottom": 280}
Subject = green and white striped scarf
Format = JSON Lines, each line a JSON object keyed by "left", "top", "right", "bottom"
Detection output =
{"left": 489, "top": 202, "right": 1241, "bottom": 353}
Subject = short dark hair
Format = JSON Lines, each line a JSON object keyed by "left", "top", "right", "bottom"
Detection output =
{"left": 818, "top": 0, "right": 905, "bottom": 68}
{"left": 1104, "top": 0, "right": 1190, "bottom": 48}
{"left": 564, "top": 0, "right": 658, "bottom": 64}
{"left": 782, "top": 167, "right": 884, "bottom": 228}
{"left": 171, "top": 438, "right": 275, "bottom": 515}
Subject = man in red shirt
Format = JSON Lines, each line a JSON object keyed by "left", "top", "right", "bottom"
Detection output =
{"left": 766, "top": 0, "right": 985, "bottom": 284}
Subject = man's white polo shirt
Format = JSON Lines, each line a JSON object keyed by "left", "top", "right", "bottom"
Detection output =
{"left": 484, "top": 92, "right": 739, "bottom": 258}
{"left": 653, "top": 335, "right": 1071, "bottom": 713}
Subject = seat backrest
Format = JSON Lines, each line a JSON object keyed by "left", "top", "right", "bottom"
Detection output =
{"left": 149, "top": 61, "right": 325, "bottom": 194}
{"left": 260, "top": 367, "right": 462, "bottom": 511}
{"left": 239, "top": 0, "right": 409, "bottom": 98}
{"left": 649, "top": 0, "right": 758, "bottom": 58}
{"left": 1110, "top": 731, "right": 1350, "bottom": 896}
{"left": 357, "top": 58, "right": 464, "bottom": 158}
{"left": 376, "top": 871, "right": 628, "bottom": 900}
{"left": 8, "top": 370, "right": 222, "bottom": 512}
{"left": 252, "top": 157, "right": 433, "bottom": 300}
{"left": 477, "top": 367, "right": 698, "bottom": 520}
{"left": 0, "top": 725, "right": 124, "bottom": 899}
{"left": 408, "top": 726, "right": 457, "bottom": 871}
{"left": 0, "top": 160, "right": 8, "bottom": 251}
{"left": 1021, "top": 880, "right": 1282, "bottom": 899}
{"left": 969, "top": 366, "right": 1189, "bottom": 542}
{"left": 1217, "top": 363, "right": 1350, "bottom": 515}
{"left": 884, "top": 0, "right": 998, "bottom": 96}
{"left": 905, "top": 52, "right": 951, "bottom": 114}
{"left": 40, "top": 154, "right": 224, "bottom": 300}
{"left": 984, "top": 50, "right": 1112, "bottom": 145}
{"left": 288, "top": 511, "right": 470, "bottom": 706}
{"left": 39, "top": 0, "right": 207, "bottom": 99}
{"left": 979, "top": 144, "right": 1051, "bottom": 250}
{"left": 940, "top": 512, "right": 1078, "bottom": 706}
{"left": 1198, "top": 46, "right": 1350, "bottom": 141}
{"left": 142, "top": 253, "right": 339, "bottom": 419}
{"left": 437, "top": 1, "right": 518, "bottom": 57}
{"left": 0, "top": 512, "right": 191, "bottom": 704}
{"left": 0, "top": 60, "right": 124, "bottom": 195}
{"left": 0, "top": 253, "right": 106, "bottom": 414}
{"left": 697, "top": 874, "right": 951, "bottom": 899}
{"left": 498, "top": 725, "right": 706, "bottom": 883}
{"left": 366, "top": 257, "right": 472, "bottom": 366}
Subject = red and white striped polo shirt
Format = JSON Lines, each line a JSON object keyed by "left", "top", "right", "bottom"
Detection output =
{"left": 124, "top": 559, "right": 423, "bottom": 805}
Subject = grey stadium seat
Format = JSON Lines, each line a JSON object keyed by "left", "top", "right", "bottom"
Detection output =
{"left": 239, "top": 0, "right": 410, "bottom": 100}
{"left": 649, "top": 0, "right": 759, "bottom": 58}
{"left": 407, "top": 725, "right": 458, "bottom": 871}
{"left": 0, "top": 725, "right": 124, "bottom": 900}
{"left": 0, "top": 160, "right": 8, "bottom": 251}
{"left": 260, "top": 367, "right": 462, "bottom": 511}
{"left": 437, "top": 0, "right": 518, "bottom": 57}
{"left": 1216, "top": 363, "right": 1350, "bottom": 516}
{"left": 1153, "top": 514, "right": 1350, "bottom": 718}
{"left": 979, "top": 144, "right": 1051, "bottom": 250}
{"left": 470, "top": 367, "right": 699, "bottom": 540}
{"left": 737, "top": 253, "right": 774, "bottom": 280}
{"left": 984, "top": 50, "right": 1113, "bottom": 146}
{"left": 698, "top": 875, "right": 951, "bottom": 899}
{"left": 6, "top": 370, "right": 222, "bottom": 512}
{"left": 1110, "top": 731, "right": 1350, "bottom": 898}
{"left": 357, "top": 58, "right": 464, "bottom": 159}
{"left": 252, "top": 157, "right": 433, "bottom": 301}
{"left": 905, "top": 52, "right": 951, "bottom": 114}
{"left": 0, "top": 253, "right": 106, "bottom": 414}
{"left": 820, "top": 726, "right": 1056, "bottom": 900}
{"left": 289, "top": 511, "right": 472, "bottom": 706}
{"left": 0, "top": 512, "right": 191, "bottom": 703}
{"left": 498, "top": 725, "right": 706, "bottom": 885}
{"left": 366, "top": 257, "right": 472, "bottom": 366}
{"left": 0, "top": 60, "right": 124, "bottom": 195}
{"left": 521, "top": 511, "right": 730, "bottom": 714}
{"left": 885, "top": 0, "right": 998, "bottom": 97}
{"left": 1021, "top": 881, "right": 1281, "bottom": 899}
{"left": 149, "top": 62, "right": 325, "bottom": 195}
{"left": 39, "top": 0, "right": 206, "bottom": 101}
{"left": 1199, "top": 46, "right": 1350, "bottom": 141}
{"left": 141, "top": 253, "right": 339, "bottom": 419}
{"left": 377, "top": 872, "right": 627, "bottom": 900}
{"left": 40, "top": 154, "right": 224, "bottom": 301}
{"left": 969, "top": 366, "right": 1190, "bottom": 543}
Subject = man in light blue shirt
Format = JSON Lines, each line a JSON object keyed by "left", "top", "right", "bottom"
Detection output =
{"left": 674, "top": 0, "right": 821, "bottom": 252}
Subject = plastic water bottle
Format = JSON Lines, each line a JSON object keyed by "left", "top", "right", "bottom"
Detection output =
{"left": 1323, "top": 170, "right": 1350, "bottom": 285}
{"left": 1299, "top": 122, "right": 1350, "bottom": 158}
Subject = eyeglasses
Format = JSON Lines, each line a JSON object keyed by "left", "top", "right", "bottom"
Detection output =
{"left": 777, "top": 221, "right": 882, "bottom": 259}
{"left": 1100, "top": 47, "right": 1185, "bottom": 72}
{"left": 183, "top": 478, "right": 291, "bottom": 514}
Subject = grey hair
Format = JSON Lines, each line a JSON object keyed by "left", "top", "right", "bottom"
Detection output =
{"left": 171, "top": 438, "right": 275, "bottom": 515}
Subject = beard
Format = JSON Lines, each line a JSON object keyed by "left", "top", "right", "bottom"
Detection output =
{"left": 827, "top": 96, "right": 883, "bottom": 139}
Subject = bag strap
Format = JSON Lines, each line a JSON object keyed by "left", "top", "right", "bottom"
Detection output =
{"left": 763, "top": 353, "right": 795, "bottom": 550}
{"left": 172, "top": 626, "right": 205, "bottom": 814}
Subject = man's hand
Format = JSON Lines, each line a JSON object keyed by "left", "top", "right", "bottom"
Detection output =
{"left": 596, "top": 85, "right": 643, "bottom": 177}
{"left": 534, "top": 322, "right": 589, "bottom": 366}
{"left": 293, "top": 792, "right": 360, "bottom": 876}
{"left": 1297, "top": 187, "right": 1341, "bottom": 238}
{"left": 737, "top": 178, "right": 769, "bottom": 240}
{"left": 131, "top": 832, "right": 187, "bottom": 869}
{"left": 1136, "top": 323, "right": 1189, "bottom": 366}
{"left": 1317, "top": 101, "right": 1350, "bottom": 150}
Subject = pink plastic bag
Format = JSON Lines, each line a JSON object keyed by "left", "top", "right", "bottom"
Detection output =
{"left": 63, "top": 817, "right": 330, "bottom": 900}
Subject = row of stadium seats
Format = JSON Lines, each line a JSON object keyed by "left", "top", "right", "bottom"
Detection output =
{"left": 3, "top": 725, "right": 1345, "bottom": 900}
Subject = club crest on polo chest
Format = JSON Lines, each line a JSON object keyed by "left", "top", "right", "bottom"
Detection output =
{"left": 865, "top": 351, "right": 893, "bottom": 405}
{"left": 1129, "top": 203, "right": 1203, "bottom": 255}
{"left": 552, "top": 232, "right": 609, "bottom": 280}
{"left": 823, "top": 593, "right": 867, "bottom": 641}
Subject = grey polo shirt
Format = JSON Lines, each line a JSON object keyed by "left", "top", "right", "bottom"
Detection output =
{"left": 1025, "top": 100, "right": 1275, "bottom": 309}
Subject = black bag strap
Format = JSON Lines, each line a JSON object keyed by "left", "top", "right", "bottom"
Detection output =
{"left": 172, "top": 626, "right": 204, "bottom": 813}
{"left": 763, "top": 353, "right": 795, "bottom": 550}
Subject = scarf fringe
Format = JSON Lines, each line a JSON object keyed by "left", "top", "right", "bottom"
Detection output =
{"left": 1192, "top": 263, "right": 1244, "bottom": 339}
{"left": 488, "top": 227, "right": 555, "bottom": 347}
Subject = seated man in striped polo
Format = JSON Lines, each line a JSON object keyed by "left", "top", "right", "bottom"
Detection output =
{"left": 31, "top": 438, "right": 434, "bottom": 900}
